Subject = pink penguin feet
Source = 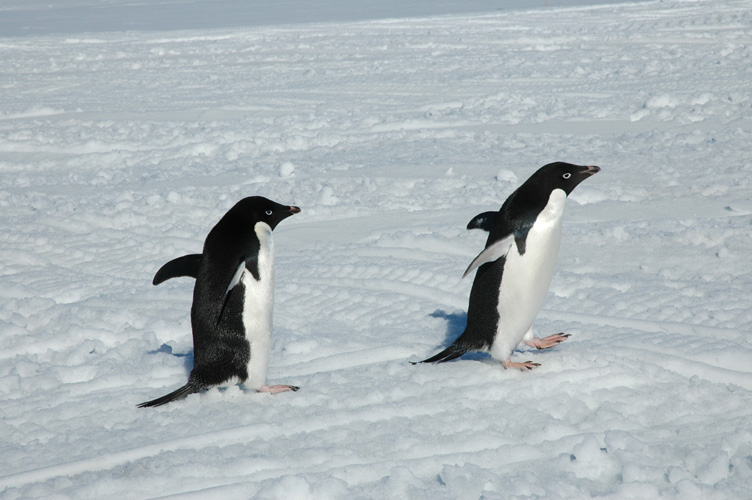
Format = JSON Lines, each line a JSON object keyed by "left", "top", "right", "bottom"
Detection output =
{"left": 525, "top": 333, "right": 571, "bottom": 350}
{"left": 258, "top": 384, "right": 299, "bottom": 394}
{"left": 502, "top": 360, "right": 541, "bottom": 371}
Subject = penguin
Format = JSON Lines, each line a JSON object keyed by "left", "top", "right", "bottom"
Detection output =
{"left": 418, "top": 162, "right": 600, "bottom": 370}
{"left": 139, "top": 196, "right": 300, "bottom": 407}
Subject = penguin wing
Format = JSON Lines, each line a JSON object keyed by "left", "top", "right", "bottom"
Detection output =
{"left": 214, "top": 260, "right": 247, "bottom": 325}
{"left": 153, "top": 253, "right": 202, "bottom": 285}
{"left": 215, "top": 255, "right": 261, "bottom": 325}
{"left": 224, "top": 261, "right": 246, "bottom": 297}
{"left": 466, "top": 211, "right": 498, "bottom": 232}
{"left": 462, "top": 234, "right": 515, "bottom": 279}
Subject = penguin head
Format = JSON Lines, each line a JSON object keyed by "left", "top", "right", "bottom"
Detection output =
{"left": 233, "top": 196, "right": 301, "bottom": 230}
{"left": 530, "top": 162, "right": 600, "bottom": 196}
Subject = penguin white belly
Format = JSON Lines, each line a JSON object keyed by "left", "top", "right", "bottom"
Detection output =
{"left": 241, "top": 222, "right": 275, "bottom": 390}
{"left": 490, "top": 189, "right": 566, "bottom": 361}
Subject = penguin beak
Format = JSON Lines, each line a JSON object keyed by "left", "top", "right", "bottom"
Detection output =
{"left": 289, "top": 206, "right": 301, "bottom": 214}
{"left": 584, "top": 165, "right": 601, "bottom": 175}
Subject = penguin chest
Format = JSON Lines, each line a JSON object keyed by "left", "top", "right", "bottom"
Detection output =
{"left": 241, "top": 222, "right": 275, "bottom": 389}
{"left": 490, "top": 190, "right": 566, "bottom": 359}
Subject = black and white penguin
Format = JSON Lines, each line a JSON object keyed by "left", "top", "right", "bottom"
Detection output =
{"left": 139, "top": 196, "right": 300, "bottom": 407}
{"left": 418, "top": 162, "right": 600, "bottom": 370}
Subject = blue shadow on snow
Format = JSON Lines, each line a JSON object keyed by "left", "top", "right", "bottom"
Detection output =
{"left": 148, "top": 343, "right": 194, "bottom": 373}
{"left": 428, "top": 309, "right": 490, "bottom": 362}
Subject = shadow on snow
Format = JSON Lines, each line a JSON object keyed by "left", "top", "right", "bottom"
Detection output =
{"left": 428, "top": 309, "right": 490, "bottom": 362}
{"left": 148, "top": 343, "right": 194, "bottom": 373}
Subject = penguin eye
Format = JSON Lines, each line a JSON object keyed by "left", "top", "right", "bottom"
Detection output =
{"left": 562, "top": 173, "right": 572, "bottom": 179}
{"left": 265, "top": 210, "right": 273, "bottom": 216}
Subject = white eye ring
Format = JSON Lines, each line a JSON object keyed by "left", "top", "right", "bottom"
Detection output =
{"left": 265, "top": 210, "right": 273, "bottom": 215}
{"left": 563, "top": 173, "right": 572, "bottom": 179}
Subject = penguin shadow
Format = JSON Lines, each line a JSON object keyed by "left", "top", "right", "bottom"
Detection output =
{"left": 429, "top": 309, "right": 489, "bottom": 362}
{"left": 149, "top": 343, "right": 194, "bottom": 373}
{"left": 145, "top": 344, "right": 250, "bottom": 396}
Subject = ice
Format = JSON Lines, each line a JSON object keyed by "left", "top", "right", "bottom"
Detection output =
{"left": 2, "top": 0, "right": 752, "bottom": 498}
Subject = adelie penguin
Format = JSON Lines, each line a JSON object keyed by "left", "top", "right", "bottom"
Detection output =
{"left": 139, "top": 196, "right": 300, "bottom": 407}
{"left": 417, "top": 162, "right": 600, "bottom": 370}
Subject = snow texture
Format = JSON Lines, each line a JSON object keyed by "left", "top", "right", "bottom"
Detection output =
{"left": 2, "top": 0, "right": 752, "bottom": 498}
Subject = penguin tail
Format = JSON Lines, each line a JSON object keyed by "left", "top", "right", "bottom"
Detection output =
{"left": 137, "top": 382, "right": 200, "bottom": 408}
{"left": 415, "top": 340, "right": 474, "bottom": 364}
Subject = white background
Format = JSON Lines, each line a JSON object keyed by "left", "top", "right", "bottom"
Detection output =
{"left": 1, "top": 0, "right": 751, "bottom": 498}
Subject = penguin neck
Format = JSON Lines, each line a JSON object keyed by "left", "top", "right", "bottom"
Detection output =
{"left": 536, "top": 189, "right": 567, "bottom": 227}
{"left": 253, "top": 221, "right": 274, "bottom": 280}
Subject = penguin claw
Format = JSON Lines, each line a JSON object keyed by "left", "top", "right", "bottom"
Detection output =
{"left": 502, "top": 360, "right": 541, "bottom": 371}
{"left": 525, "top": 333, "right": 571, "bottom": 350}
{"left": 258, "top": 384, "right": 299, "bottom": 394}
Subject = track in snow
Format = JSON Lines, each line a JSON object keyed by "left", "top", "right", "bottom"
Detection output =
{"left": 2, "top": 0, "right": 752, "bottom": 498}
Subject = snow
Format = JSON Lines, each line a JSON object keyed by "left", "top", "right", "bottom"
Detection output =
{"left": 1, "top": 0, "right": 752, "bottom": 498}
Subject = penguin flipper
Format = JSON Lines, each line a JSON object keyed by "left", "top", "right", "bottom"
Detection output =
{"left": 153, "top": 254, "right": 203, "bottom": 285}
{"left": 462, "top": 234, "right": 515, "bottom": 279}
{"left": 137, "top": 382, "right": 199, "bottom": 408}
{"left": 466, "top": 211, "right": 498, "bottom": 231}
{"left": 215, "top": 261, "right": 246, "bottom": 325}
{"left": 225, "top": 261, "right": 246, "bottom": 297}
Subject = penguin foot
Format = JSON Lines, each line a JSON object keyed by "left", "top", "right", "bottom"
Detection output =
{"left": 258, "top": 384, "right": 299, "bottom": 394}
{"left": 525, "top": 333, "right": 571, "bottom": 350}
{"left": 502, "top": 360, "right": 541, "bottom": 371}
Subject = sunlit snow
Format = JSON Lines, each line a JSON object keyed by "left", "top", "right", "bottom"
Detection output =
{"left": 1, "top": 0, "right": 751, "bottom": 498}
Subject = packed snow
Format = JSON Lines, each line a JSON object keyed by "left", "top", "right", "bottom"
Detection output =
{"left": 2, "top": 0, "right": 752, "bottom": 498}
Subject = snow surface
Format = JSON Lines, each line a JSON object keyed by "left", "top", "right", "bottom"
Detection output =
{"left": 2, "top": 0, "right": 752, "bottom": 498}
{"left": 0, "top": 0, "right": 641, "bottom": 36}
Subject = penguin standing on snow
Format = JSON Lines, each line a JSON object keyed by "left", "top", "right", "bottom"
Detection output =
{"left": 139, "top": 196, "right": 300, "bottom": 407}
{"left": 418, "top": 162, "right": 600, "bottom": 370}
